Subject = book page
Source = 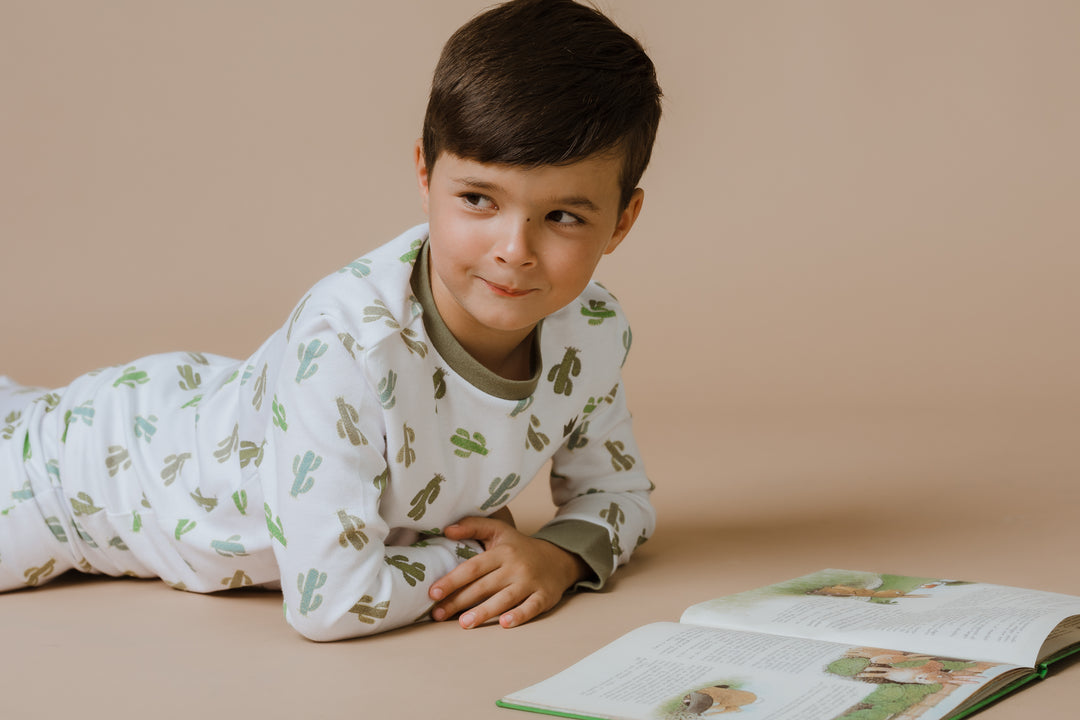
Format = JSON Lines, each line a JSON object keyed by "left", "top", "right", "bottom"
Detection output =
{"left": 500, "top": 622, "right": 1019, "bottom": 720}
{"left": 680, "top": 569, "right": 1080, "bottom": 667}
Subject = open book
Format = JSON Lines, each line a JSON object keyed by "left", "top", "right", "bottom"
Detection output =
{"left": 498, "top": 569, "right": 1080, "bottom": 720}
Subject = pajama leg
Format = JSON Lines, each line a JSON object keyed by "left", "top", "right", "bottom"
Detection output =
{"left": 0, "top": 377, "right": 77, "bottom": 591}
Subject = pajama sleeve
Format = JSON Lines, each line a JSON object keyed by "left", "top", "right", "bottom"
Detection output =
{"left": 537, "top": 317, "right": 655, "bottom": 590}
{"left": 264, "top": 311, "right": 480, "bottom": 641}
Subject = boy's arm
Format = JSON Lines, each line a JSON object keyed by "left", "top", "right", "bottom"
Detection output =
{"left": 430, "top": 378, "right": 654, "bottom": 629}
{"left": 266, "top": 312, "right": 483, "bottom": 641}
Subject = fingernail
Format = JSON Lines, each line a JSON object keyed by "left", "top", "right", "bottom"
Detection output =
{"left": 460, "top": 612, "right": 475, "bottom": 628}
{"left": 501, "top": 614, "right": 515, "bottom": 628}
{"left": 432, "top": 608, "right": 445, "bottom": 621}
{"left": 430, "top": 587, "right": 444, "bottom": 600}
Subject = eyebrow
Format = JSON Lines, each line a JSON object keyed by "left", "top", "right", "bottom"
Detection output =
{"left": 451, "top": 176, "right": 602, "bottom": 214}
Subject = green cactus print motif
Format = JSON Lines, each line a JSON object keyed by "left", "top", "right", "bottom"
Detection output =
{"left": 45, "top": 516, "right": 68, "bottom": 543}
{"left": 509, "top": 396, "right": 534, "bottom": 418}
{"left": 396, "top": 424, "right": 416, "bottom": 467}
{"left": 177, "top": 364, "right": 202, "bottom": 391}
{"left": 399, "top": 238, "right": 423, "bottom": 263}
{"left": 291, "top": 451, "right": 322, "bottom": 497}
{"left": 60, "top": 401, "right": 94, "bottom": 442}
{"left": 525, "top": 415, "right": 550, "bottom": 451}
{"left": 296, "top": 340, "right": 328, "bottom": 383}
{"left": 372, "top": 467, "right": 389, "bottom": 496}
{"left": 286, "top": 294, "right": 311, "bottom": 342}
{"left": 180, "top": 394, "right": 203, "bottom": 410}
{"left": 222, "top": 570, "right": 253, "bottom": 589}
{"left": 566, "top": 421, "right": 590, "bottom": 450}
{"left": 407, "top": 475, "right": 444, "bottom": 521}
{"left": 377, "top": 370, "right": 397, "bottom": 409}
{"left": 349, "top": 595, "right": 391, "bottom": 625}
{"left": 214, "top": 424, "right": 240, "bottom": 463}
{"left": 132, "top": 512, "right": 142, "bottom": 532}
{"left": 264, "top": 503, "right": 287, "bottom": 547}
{"left": 35, "top": 392, "right": 61, "bottom": 413}
{"left": 336, "top": 510, "right": 368, "bottom": 551}
{"left": 340, "top": 258, "right": 372, "bottom": 278}
{"left": 610, "top": 532, "right": 624, "bottom": 558}
{"left": 451, "top": 428, "right": 488, "bottom": 458}
{"left": 338, "top": 332, "right": 362, "bottom": 359}
{"left": 272, "top": 395, "right": 288, "bottom": 431}
{"left": 105, "top": 446, "right": 132, "bottom": 477}
{"left": 251, "top": 363, "right": 269, "bottom": 411}
{"left": 42, "top": 460, "right": 59, "bottom": 487}
{"left": 108, "top": 536, "right": 129, "bottom": 551}
{"left": 11, "top": 479, "right": 33, "bottom": 502}
{"left": 335, "top": 397, "right": 367, "bottom": 446}
{"left": 604, "top": 440, "right": 636, "bottom": 471}
{"left": 600, "top": 502, "right": 625, "bottom": 533}
{"left": 24, "top": 558, "right": 56, "bottom": 586}
{"left": 547, "top": 347, "right": 582, "bottom": 396}
{"left": 580, "top": 299, "right": 616, "bottom": 325}
{"left": 175, "top": 519, "right": 197, "bottom": 540}
{"left": 455, "top": 545, "right": 479, "bottom": 560}
{"left": 161, "top": 452, "right": 192, "bottom": 486}
{"left": 189, "top": 488, "right": 218, "bottom": 513}
{"left": 71, "top": 520, "right": 98, "bottom": 547}
{"left": 133, "top": 415, "right": 158, "bottom": 443}
{"left": 239, "top": 440, "right": 266, "bottom": 468}
{"left": 400, "top": 328, "right": 427, "bottom": 357}
{"left": 231, "top": 490, "right": 248, "bottom": 515}
{"left": 433, "top": 368, "right": 447, "bottom": 401}
{"left": 297, "top": 568, "right": 327, "bottom": 615}
{"left": 211, "top": 535, "right": 248, "bottom": 558}
{"left": 113, "top": 366, "right": 150, "bottom": 389}
{"left": 384, "top": 554, "right": 426, "bottom": 587}
{"left": 479, "top": 474, "right": 520, "bottom": 511}
{"left": 363, "top": 300, "right": 400, "bottom": 329}
{"left": 621, "top": 326, "right": 632, "bottom": 367}
{"left": 187, "top": 351, "right": 210, "bottom": 366}
{"left": 1, "top": 411, "right": 22, "bottom": 440}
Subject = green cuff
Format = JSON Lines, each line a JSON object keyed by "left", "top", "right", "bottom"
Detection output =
{"left": 532, "top": 520, "right": 614, "bottom": 591}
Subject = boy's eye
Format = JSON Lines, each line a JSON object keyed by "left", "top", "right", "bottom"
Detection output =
{"left": 462, "top": 193, "right": 495, "bottom": 209}
{"left": 547, "top": 210, "right": 583, "bottom": 225}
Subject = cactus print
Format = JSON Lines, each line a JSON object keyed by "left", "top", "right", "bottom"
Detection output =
{"left": 0, "top": 225, "right": 653, "bottom": 643}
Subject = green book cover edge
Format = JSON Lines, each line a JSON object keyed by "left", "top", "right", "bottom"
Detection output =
{"left": 496, "top": 699, "right": 606, "bottom": 720}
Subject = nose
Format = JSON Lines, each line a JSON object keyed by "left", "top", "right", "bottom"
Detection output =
{"left": 493, "top": 217, "right": 537, "bottom": 267}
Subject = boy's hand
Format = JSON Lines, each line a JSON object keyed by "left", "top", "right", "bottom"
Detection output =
{"left": 429, "top": 516, "right": 590, "bottom": 629}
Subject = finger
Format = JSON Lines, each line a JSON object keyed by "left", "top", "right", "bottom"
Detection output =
{"left": 429, "top": 552, "right": 498, "bottom": 603}
{"left": 499, "top": 592, "right": 551, "bottom": 629}
{"left": 432, "top": 561, "right": 510, "bottom": 620}
{"left": 457, "top": 584, "right": 530, "bottom": 629}
{"left": 443, "top": 516, "right": 502, "bottom": 542}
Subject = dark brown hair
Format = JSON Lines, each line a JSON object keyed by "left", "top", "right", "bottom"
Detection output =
{"left": 422, "top": 0, "right": 662, "bottom": 209}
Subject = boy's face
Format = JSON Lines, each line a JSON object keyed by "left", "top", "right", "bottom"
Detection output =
{"left": 415, "top": 144, "right": 643, "bottom": 367}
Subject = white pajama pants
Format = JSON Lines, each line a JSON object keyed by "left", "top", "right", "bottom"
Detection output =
{"left": 0, "top": 377, "right": 82, "bottom": 590}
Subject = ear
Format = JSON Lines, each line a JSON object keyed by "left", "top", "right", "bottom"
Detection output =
{"left": 414, "top": 139, "right": 431, "bottom": 214}
{"left": 604, "top": 188, "right": 644, "bottom": 255}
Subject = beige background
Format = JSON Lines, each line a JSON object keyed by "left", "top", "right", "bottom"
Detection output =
{"left": 2, "top": 1, "right": 1078, "bottom": 718}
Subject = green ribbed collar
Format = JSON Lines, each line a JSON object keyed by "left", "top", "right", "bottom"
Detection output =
{"left": 410, "top": 240, "right": 541, "bottom": 401}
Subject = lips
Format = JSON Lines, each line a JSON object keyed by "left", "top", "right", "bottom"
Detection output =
{"left": 483, "top": 279, "right": 534, "bottom": 297}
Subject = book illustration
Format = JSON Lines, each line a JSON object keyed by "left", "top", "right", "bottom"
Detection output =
{"left": 827, "top": 648, "right": 1002, "bottom": 720}
{"left": 658, "top": 681, "right": 758, "bottom": 718}
{"left": 654, "top": 646, "right": 999, "bottom": 720}
{"left": 694, "top": 571, "right": 973, "bottom": 614}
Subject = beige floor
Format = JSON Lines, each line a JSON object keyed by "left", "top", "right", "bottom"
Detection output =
{"left": 4, "top": 405, "right": 1077, "bottom": 720}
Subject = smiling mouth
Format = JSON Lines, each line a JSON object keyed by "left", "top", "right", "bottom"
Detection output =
{"left": 483, "top": 279, "right": 534, "bottom": 297}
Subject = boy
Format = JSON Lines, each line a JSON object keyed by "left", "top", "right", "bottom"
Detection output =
{"left": 0, "top": 0, "right": 661, "bottom": 641}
